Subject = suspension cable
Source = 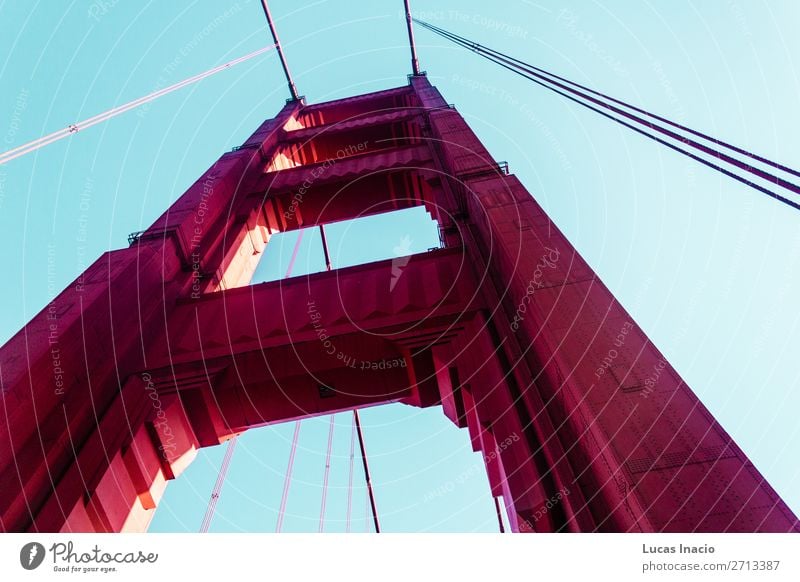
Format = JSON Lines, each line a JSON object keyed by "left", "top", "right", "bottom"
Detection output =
{"left": 275, "top": 420, "right": 302, "bottom": 532}
{"left": 346, "top": 414, "right": 357, "bottom": 533}
{"left": 200, "top": 228, "right": 305, "bottom": 533}
{"left": 315, "top": 226, "right": 337, "bottom": 533}
{"left": 272, "top": 228, "right": 309, "bottom": 533}
{"left": 199, "top": 437, "right": 238, "bottom": 532}
{"left": 355, "top": 409, "right": 381, "bottom": 533}
{"left": 434, "top": 22, "right": 800, "bottom": 195}
{"left": 285, "top": 229, "right": 305, "bottom": 278}
{"left": 414, "top": 19, "right": 800, "bottom": 211}
{"left": 313, "top": 225, "right": 337, "bottom": 532}
{"left": 318, "top": 415, "right": 336, "bottom": 532}
{"left": 495, "top": 50, "right": 800, "bottom": 181}
{"left": 315, "top": 225, "right": 380, "bottom": 532}
{"left": 460, "top": 39, "right": 800, "bottom": 210}
{"left": 0, "top": 45, "right": 276, "bottom": 166}
{"left": 493, "top": 497, "right": 506, "bottom": 533}
{"left": 403, "top": 0, "right": 421, "bottom": 75}
{"left": 365, "top": 485, "right": 371, "bottom": 532}
{"left": 260, "top": 0, "right": 300, "bottom": 100}
{"left": 417, "top": 20, "right": 800, "bottom": 182}
{"left": 318, "top": 225, "right": 332, "bottom": 272}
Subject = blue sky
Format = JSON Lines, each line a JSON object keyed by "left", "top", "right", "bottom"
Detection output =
{"left": 1, "top": 1, "right": 798, "bottom": 532}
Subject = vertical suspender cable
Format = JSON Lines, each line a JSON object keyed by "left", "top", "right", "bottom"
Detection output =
{"left": 345, "top": 414, "right": 357, "bottom": 532}
{"left": 274, "top": 230, "right": 308, "bottom": 532}
{"left": 202, "top": 227, "right": 306, "bottom": 533}
{"left": 316, "top": 226, "right": 380, "bottom": 532}
{"left": 199, "top": 437, "right": 238, "bottom": 532}
{"left": 315, "top": 224, "right": 336, "bottom": 532}
{"left": 355, "top": 409, "right": 381, "bottom": 533}
{"left": 275, "top": 421, "right": 302, "bottom": 532}
{"left": 318, "top": 415, "right": 336, "bottom": 532}
{"left": 318, "top": 225, "right": 332, "bottom": 271}
{"left": 493, "top": 497, "right": 506, "bottom": 533}
{"left": 285, "top": 229, "right": 305, "bottom": 278}
{"left": 365, "top": 487, "right": 371, "bottom": 532}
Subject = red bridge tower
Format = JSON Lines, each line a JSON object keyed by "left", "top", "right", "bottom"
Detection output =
{"left": 1, "top": 76, "right": 797, "bottom": 533}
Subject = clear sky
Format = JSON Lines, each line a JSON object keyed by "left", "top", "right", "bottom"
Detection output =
{"left": 1, "top": 1, "right": 798, "bottom": 532}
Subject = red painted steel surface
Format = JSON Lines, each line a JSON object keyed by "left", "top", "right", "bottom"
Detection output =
{"left": 0, "top": 77, "right": 797, "bottom": 532}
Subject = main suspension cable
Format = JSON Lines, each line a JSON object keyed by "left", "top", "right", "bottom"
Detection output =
{"left": 403, "top": 0, "right": 421, "bottom": 75}
{"left": 414, "top": 19, "right": 800, "bottom": 211}
{"left": 417, "top": 20, "right": 800, "bottom": 182}
{"left": 0, "top": 45, "right": 276, "bottom": 166}
{"left": 259, "top": 0, "right": 300, "bottom": 100}
{"left": 496, "top": 50, "right": 800, "bottom": 181}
